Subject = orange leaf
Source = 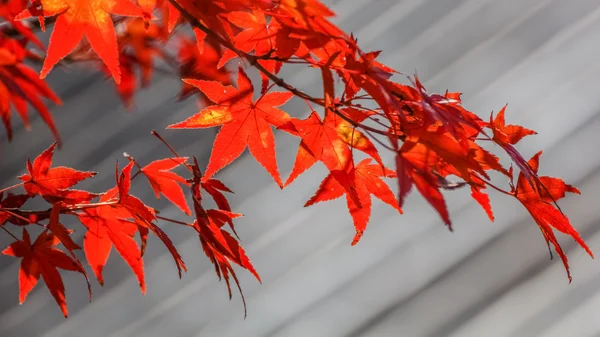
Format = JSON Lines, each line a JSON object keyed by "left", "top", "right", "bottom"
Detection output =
{"left": 169, "top": 68, "right": 292, "bottom": 187}
{"left": 141, "top": 157, "right": 191, "bottom": 215}
{"left": 2, "top": 229, "right": 85, "bottom": 317}
{"left": 16, "top": 0, "right": 144, "bottom": 83}
{"left": 515, "top": 152, "right": 592, "bottom": 281}
{"left": 305, "top": 159, "right": 401, "bottom": 245}
{"left": 19, "top": 143, "right": 96, "bottom": 197}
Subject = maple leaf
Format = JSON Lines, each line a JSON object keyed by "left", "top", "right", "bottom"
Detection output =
{"left": 395, "top": 141, "right": 452, "bottom": 228}
{"left": 489, "top": 106, "right": 541, "bottom": 192}
{"left": 121, "top": 18, "right": 167, "bottom": 85}
{"left": 471, "top": 185, "right": 494, "bottom": 222}
{"left": 514, "top": 151, "right": 593, "bottom": 281}
{"left": 201, "top": 178, "right": 237, "bottom": 234}
{"left": 16, "top": 0, "right": 144, "bottom": 83}
{"left": 141, "top": 157, "right": 191, "bottom": 215}
{"left": 2, "top": 229, "right": 85, "bottom": 317}
{"left": 0, "top": 38, "right": 62, "bottom": 143}
{"left": 168, "top": 68, "right": 293, "bottom": 187}
{"left": 491, "top": 105, "right": 537, "bottom": 145}
{"left": 280, "top": 109, "right": 382, "bottom": 187}
{"left": 114, "top": 160, "right": 187, "bottom": 277}
{"left": 78, "top": 197, "right": 146, "bottom": 292}
{"left": 48, "top": 203, "right": 81, "bottom": 251}
{"left": 187, "top": 156, "right": 259, "bottom": 316}
{"left": 0, "top": 0, "right": 45, "bottom": 49}
{"left": 158, "top": 0, "right": 180, "bottom": 32}
{"left": 194, "top": 210, "right": 260, "bottom": 317}
{"left": 19, "top": 143, "right": 96, "bottom": 197}
{"left": 106, "top": 53, "right": 137, "bottom": 107}
{"left": 47, "top": 203, "right": 93, "bottom": 299}
{"left": 104, "top": 17, "right": 169, "bottom": 107}
{"left": 219, "top": 10, "right": 276, "bottom": 66}
{"left": 270, "top": 0, "right": 345, "bottom": 46}
{"left": 305, "top": 159, "right": 402, "bottom": 245}
{"left": 218, "top": 10, "right": 280, "bottom": 91}
{"left": 177, "top": 35, "right": 232, "bottom": 101}
{"left": 0, "top": 192, "right": 29, "bottom": 226}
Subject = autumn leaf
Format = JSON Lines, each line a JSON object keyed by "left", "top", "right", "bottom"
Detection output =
{"left": 193, "top": 210, "right": 260, "bottom": 317}
{"left": 471, "top": 186, "right": 494, "bottom": 222}
{"left": 106, "top": 18, "right": 169, "bottom": 106}
{"left": 219, "top": 10, "right": 276, "bottom": 67}
{"left": 168, "top": 68, "right": 293, "bottom": 187}
{"left": 16, "top": 0, "right": 144, "bottom": 83}
{"left": 219, "top": 9, "right": 280, "bottom": 91}
{"left": 280, "top": 109, "right": 382, "bottom": 187}
{"left": 141, "top": 157, "right": 191, "bottom": 215}
{"left": 2, "top": 229, "right": 85, "bottom": 317}
{"left": 305, "top": 159, "right": 401, "bottom": 245}
{"left": 491, "top": 105, "right": 537, "bottom": 145}
{"left": 177, "top": 35, "right": 232, "bottom": 101}
{"left": 78, "top": 199, "right": 146, "bottom": 292}
{"left": 489, "top": 106, "right": 541, "bottom": 192}
{"left": 187, "top": 156, "right": 259, "bottom": 316}
{"left": 106, "top": 54, "right": 137, "bottom": 107}
{"left": 115, "top": 160, "right": 187, "bottom": 277}
{"left": 19, "top": 143, "right": 96, "bottom": 197}
{"left": 0, "top": 193, "right": 30, "bottom": 226}
{"left": 395, "top": 142, "right": 452, "bottom": 228}
{"left": 514, "top": 151, "right": 593, "bottom": 281}
{"left": 0, "top": 38, "right": 62, "bottom": 144}
{"left": 202, "top": 178, "right": 236, "bottom": 234}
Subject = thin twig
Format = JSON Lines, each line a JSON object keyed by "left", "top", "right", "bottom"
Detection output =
{"left": 0, "top": 225, "right": 19, "bottom": 241}
{"left": 166, "top": 0, "right": 393, "bottom": 138}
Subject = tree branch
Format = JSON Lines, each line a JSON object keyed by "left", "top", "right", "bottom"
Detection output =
{"left": 166, "top": 0, "right": 394, "bottom": 139}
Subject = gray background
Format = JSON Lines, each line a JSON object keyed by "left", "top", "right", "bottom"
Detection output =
{"left": 2, "top": 0, "right": 600, "bottom": 336}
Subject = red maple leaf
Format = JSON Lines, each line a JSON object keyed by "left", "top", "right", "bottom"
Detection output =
{"left": 218, "top": 9, "right": 280, "bottom": 91}
{"left": 141, "top": 157, "right": 191, "bottom": 215}
{"left": 78, "top": 195, "right": 146, "bottom": 292}
{"left": 394, "top": 141, "right": 451, "bottom": 228}
{"left": 2, "top": 229, "right": 85, "bottom": 317}
{"left": 168, "top": 68, "right": 293, "bottom": 187}
{"left": 177, "top": 35, "right": 232, "bottom": 101}
{"left": 19, "top": 143, "right": 96, "bottom": 197}
{"left": 220, "top": 10, "right": 276, "bottom": 64}
{"left": 305, "top": 158, "right": 402, "bottom": 245}
{"left": 186, "top": 156, "right": 259, "bottom": 316}
{"left": 514, "top": 151, "right": 593, "bottom": 281}
{"left": 105, "top": 18, "right": 169, "bottom": 107}
{"left": 280, "top": 108, "right": 383, "bottom": 187}
{"left": 0, "top": 38, "right": 62, "bottom": 143}
{"left": 114, "top": 160, "right": 187, "bottom": 277}
{"left": 201, "top": 178, "right": 237, "bottom": 234}
{"left": 194, "top": 209, "right": 260, "bottom": 316}
{"left": 0, "top": 192, "right": 29, "bottom": 226}
{"left": 491, "top": 105, "right": 537, "bottom": 145}
{"left": 489, "top": 106, "right": 541, "bottom": 192}
{"left": 16, "top": 0, "right": 144, "bottom": 83}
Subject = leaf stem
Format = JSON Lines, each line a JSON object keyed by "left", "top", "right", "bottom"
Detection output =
{"left": 0, "top": 182, "right": 24, "bottom": 194}
{"left": 483, "top": 180, "right": 514, "bottom": 197}
{"left": 157, "top": 215, "right": 192, "bottom": 227}
{"left": 0, "top": 225, "right": 19, "bottom": 241}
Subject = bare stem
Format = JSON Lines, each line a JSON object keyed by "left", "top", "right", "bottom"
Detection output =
{"left": 157, "top": 215, "right": 192, "bottom": 227}
{"left": 0, "top": 182, "right": 24, "bottom": 194}
{"left": 0, "top": 225, "right": 19, "bottom": 241}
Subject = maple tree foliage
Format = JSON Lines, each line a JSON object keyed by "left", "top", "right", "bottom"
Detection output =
{"left": 0, "top": 0, "right": 593, "bottom": 318}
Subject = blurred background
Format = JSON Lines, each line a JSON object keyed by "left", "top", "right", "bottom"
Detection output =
{"left": 2, "top": 0, "right": 600, "bottom": 336}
